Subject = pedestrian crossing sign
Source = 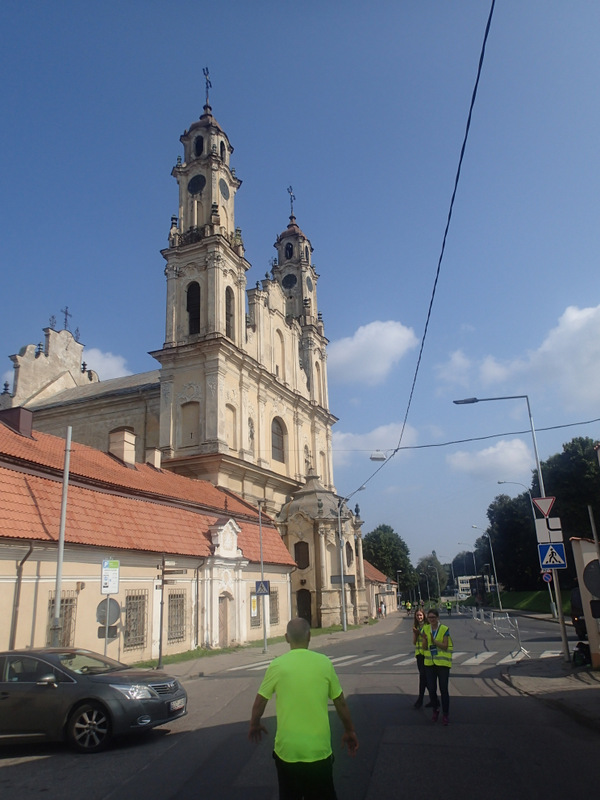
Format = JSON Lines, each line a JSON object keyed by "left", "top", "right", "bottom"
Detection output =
{"left": 538, "top": 543, "right": 567, "bottom": 569}
{"left": 255, "top": 580, "right": 270, "bottom": 595}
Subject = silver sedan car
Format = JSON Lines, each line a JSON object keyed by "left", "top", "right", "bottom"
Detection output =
{"left": 0, "top": 648, "right": 187, "bottom": 753}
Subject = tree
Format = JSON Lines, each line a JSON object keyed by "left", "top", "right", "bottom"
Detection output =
{"left": 362, "top": 524, "right": 415, "bottom": 591}
{"left": 415, "top": 552, "right": 447, "bottom": 599}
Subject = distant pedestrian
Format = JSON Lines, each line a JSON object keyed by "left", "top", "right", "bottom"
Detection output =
{"left": 248, "top": 617, "right": 358, "bottom": 799}
{"left": 421, "top": 607, "right": 453, "bottom": 726}
{"left": 445, "top": 600, "right": 452, "bottom": 617}
{"left": 381, "top": 600, "right": 386, "bottom": 617}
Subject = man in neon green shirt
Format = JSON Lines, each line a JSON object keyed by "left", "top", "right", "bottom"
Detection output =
{"left": 248, "top": 617, "right": 358, "bottom": 799}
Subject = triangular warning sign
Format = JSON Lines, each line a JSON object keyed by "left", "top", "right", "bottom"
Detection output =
{"left": 532, "top": 496, "right": 555, "bottom": 517}
{"left": 541, "top": 545, "right": 565, "bottom": 566}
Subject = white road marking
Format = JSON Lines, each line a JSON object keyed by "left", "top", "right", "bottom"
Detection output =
{"left": 460, "top": 651, "right": 498, "bottom": 666}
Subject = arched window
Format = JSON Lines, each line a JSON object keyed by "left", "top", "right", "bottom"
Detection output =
{"left": 225, "top": 286, "right": 235, "bottom": 339}
{"left": 314, "top": 361, "right": 322, "bottom": 405}
{"left": 271, "top": 417, "right": 285, "bottom": 463}
{"left": 285, "top": 242, "right": 293, "bottom": 260}
{"left": 304, "top": 445, "right": 311, "bottom": 475}
{"left": 194, "top": 136, "right": 204, "bottom": 157}
{"left": 295, "top": 541, "right": 310, "bottom": 570}
{"left": 187, "top": 282, "right": 200, "bottom": 335}
{"left": 226, "top": 404, "right": 237, "bottom": 450}
{"left": 180, "top": 402, "right": 200, "bottom": 447}
{"left": 220, "top": 141, "right": 226, "bottom": 161}
{"left": 275, "top": 329, "right": 285, "bottom": 380}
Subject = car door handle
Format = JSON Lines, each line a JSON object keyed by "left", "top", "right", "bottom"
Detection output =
{"left": 1, "top": 692, "right": 10, "bottom": 700}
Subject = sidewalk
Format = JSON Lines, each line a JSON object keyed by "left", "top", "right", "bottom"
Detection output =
{"left": 502, "top": 645, "right": 600, "bottom": 733}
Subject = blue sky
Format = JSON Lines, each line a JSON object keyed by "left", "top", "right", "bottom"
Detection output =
{"left": 2, "top": 1, "right": 600, "bottom": 567}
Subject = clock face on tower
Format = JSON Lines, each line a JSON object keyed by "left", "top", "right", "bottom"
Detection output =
{"left": 188, "top": 175, "right": 206, "bottom": 195}
{"left": 282, "top": 273, "right": 297, "bottom": 290}
{"left": 219, "top": 178, "right": 230, "bottom": 200}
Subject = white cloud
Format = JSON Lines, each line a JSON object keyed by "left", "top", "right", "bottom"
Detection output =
{"left": 332, "top": 421, "right": 418, "bottom": 467}
{"left": 83, "top": 348, "right": 132, "bottom": 380}
{"left": 435, "top": 349, "right": 471, "bottom": 387}
{"left": 447, "top": 438, "right": 532, "bottom": 482}
{"left": 438, "top": 304, "right": 600, "bottom": 414}
{"left": 328, "top": 320, "right": 418, "bottom": 386}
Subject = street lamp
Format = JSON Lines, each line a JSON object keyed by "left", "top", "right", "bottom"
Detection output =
{"left": 420, "top": 572, "right": 430, "bottom": 602}
{"left": 258, "top": 500, "right": 268, "bottom": 653}
{"left": 472, "top": 525, "right": 502, "bottom": 611}
{"left": 335, "top": 487, "right": 365, "bottom": 632}
{"left": 498, "top": 480, "right": 557, "bottom": 618}
{"left": 454, "top": 394, "right": 570, "bottom": 662}
{"left": 429, "top": 564, "right": 441, "bottom": 599}
{"left": 458, "top": 543, "right": 477, "bottom": 573}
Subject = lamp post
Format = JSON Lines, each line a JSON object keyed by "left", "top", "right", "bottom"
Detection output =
{"left": 472, "top": 525, "right": 502, "bottom": 610}
{"left": 498, "top": 480, "right": 557, "bottom": 618}
{"left": 420, "top": 572, "right": 430, "bottom": 603}
{"left": 454, "top": 394, "right": 570, "bottom": 662}
{"left": 258, "top": 500, "right": 268, "bottom": 653}
{"left": 335, "top": 487, "right": 365, "bottom": 632}
{"left": 458, "top": 543, "right": 477, "bottom": 574}
{"left": 429, "top": 564, "right": 441, "bottom": 600}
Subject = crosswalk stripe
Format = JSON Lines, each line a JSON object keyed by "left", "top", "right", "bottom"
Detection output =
{"left": 497, "top": 651, "right": 527, "bottom": 665}
{"left": 461, "top": 652, "right": 498, "bottom": 666}
{"left": 227, "top": 660, "right": 271, "bottom": 671}
{"left": 333, "top": 655, "right": 382, "bottom": 666}
{"left": 364, "top": 654, "right": 409, "bottom": 666}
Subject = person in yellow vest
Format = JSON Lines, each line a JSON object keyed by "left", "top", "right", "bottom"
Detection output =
{"left": 411, "top": 607, "right": 428, "bottom": 709}
{"left": 421, "top": 607, "right": 453, "bottom": 725}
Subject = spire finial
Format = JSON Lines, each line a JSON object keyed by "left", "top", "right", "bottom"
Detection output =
{"left": 287, "top": 185, "right": 296, "bottom": 219}
{"left": 203, "top": 67, "right": 212, "bottom": 108}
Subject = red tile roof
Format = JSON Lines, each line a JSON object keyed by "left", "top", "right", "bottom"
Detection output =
{"left": 0, "top": 423, "right": 295, "bottom": 567}
{"left": 363, "top": 558, "right": 389, "bottom": 583}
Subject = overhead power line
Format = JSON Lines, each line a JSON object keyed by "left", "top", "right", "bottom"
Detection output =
{"left": 353, "top": 1, "right": 497, "bottom": 494}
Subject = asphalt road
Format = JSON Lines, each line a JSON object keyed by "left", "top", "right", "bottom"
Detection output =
{"left": 0, "top": 614, "right": 595, "bottom": 800}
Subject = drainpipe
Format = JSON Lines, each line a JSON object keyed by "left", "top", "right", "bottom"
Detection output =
{"left": 9, "top": 542, "right": 34, "bottom": 650}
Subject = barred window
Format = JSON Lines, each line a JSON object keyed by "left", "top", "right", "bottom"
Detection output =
{"left": 250, "top": 592, "right": 261, "bottom": 628}
{"left": 124, "top": 590, "right": 148, "bottom": 650}
{"left": 269, "top": 589, "right": 279, "bottom": 625}
{"left": 46, "top": 590, "right": 77, "bottom": 647}
{"left": 168, "top": 591, "right": 186, "bottom": 643}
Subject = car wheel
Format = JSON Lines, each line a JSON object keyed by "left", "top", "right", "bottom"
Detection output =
{"left": 67, "top": 702, "right": 112, "bottom": 753}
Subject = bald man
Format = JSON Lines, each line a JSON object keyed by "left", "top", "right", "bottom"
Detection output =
{"left": 249, "top": 617, "right": 358, "bottom": 799}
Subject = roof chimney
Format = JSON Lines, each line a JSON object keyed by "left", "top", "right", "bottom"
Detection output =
{"left": 0, "top": 407, "right": 34, "bottom": 438}
{"left": 145, "top": 447, "right": 162, "bottom": 469}
{"left": 108, "top": 427, "right": 136, "bottom": 466}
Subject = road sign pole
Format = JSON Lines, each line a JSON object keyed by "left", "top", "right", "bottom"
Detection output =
{"left": 104, "top": 594, "right": 110, "bottom": 656}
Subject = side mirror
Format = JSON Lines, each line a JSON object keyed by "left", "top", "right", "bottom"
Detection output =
{"left": 37, "top": 674, "right": 58, "bottom": 688}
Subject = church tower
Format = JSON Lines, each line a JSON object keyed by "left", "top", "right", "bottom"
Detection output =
{"left": 150, "top": 99, "right": 337, "bottom": 516}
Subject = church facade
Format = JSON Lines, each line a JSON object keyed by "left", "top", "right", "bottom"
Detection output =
{"left": 1, "top": 99, "right": 368, "bottom": 630}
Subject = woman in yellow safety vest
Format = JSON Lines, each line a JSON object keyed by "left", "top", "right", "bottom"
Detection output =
{"left": 411, "top": 607, "right": 428, "bottom": 709}
{"left": 421, "top": 607, "right": 453, "bottom": 726}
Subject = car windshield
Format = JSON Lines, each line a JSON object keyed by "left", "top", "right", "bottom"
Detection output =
{"left": 57, "top": 651, "right": 130, "bottom": 675}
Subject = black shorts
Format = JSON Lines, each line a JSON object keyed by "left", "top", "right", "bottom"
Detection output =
{"left": 273, "top": 752, "right": 337, "bottom": 800}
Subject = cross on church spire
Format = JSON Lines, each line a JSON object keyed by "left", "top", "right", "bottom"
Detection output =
{"left": 60, "top": 306, "right": 72, "bottom": 330}
{"left": 287, "top": 185, "right": 296, "bottom": 218}
{"left": 203, "top": 67, "right": 212, "bottom": 107}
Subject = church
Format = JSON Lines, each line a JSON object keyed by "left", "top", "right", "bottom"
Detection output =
{"left": 0, "top": 95, "right": 369, "bottom": 631}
